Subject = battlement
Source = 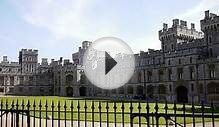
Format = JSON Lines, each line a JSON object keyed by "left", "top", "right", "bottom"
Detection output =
{"left": 138, "top": 49, "right": 162, "bottom": 58}
{"left": 159, "top": 19, "right": 203, "bottom": 41}
{"left": 201, "top": 10, "right": 219, "bottom": 31}
{"left": 20, "top": 49, "right": 38, "bottom": 55}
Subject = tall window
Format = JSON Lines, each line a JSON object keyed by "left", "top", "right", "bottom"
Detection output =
{"left": 191, "top": 84, "right": 194, "bottom": 92}
{"left": 147, "top": 71, "right": 152, "bottom": 82}
{"left": 190, "top": 57, "right": 193, "bottom": 64}
{"left": 178, "top": 58, "right": 182, "bottom": 64}
{"left": 168, "top": 69, "right": 172, "bottom": 80}
{"left": 209, "top": 65, "right": 216, "bottom": 78}
{"left": 138, "top": 72, "right": 141, "bottom": 83}
{"left": 190, "top": 67, "right": 195, "bottom": 80}
{"left": 177, "top": 68, "right": 183, "bottom": 80}
{"left": 158, "top": 70, "right": 164, "bottom": 81}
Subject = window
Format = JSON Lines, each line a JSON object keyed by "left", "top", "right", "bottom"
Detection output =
{"left": 177, "top": 68, "right": 183, "bottom": 80}
{"left": 209, "top": 36, "right": 212, "bottom": 43}
{"left": 9, "top": 88, "right": 14, "bottom": 92}
{"left": 168, "top": 69, "right": 172, "bottom": 80}
{"left": 179, "top": 58, "right": 181, "bottom": 64}
{"left": 169, "top": 85, "right": 172, "bottom": 92}
{"left": 190, "top": 67, "right": 195, "bottom": 80}
{"left": 190, "top": 57, "right": 193, "bottom": 64}
{"left": 19, "top": 76, "right": 24, "bottom": 84}
{"left": 40, "top": 87, "right": 44, "bottom": 93}
{"left": 171, "top": 44, "right": 174, "bottom": 50}
{"left": 158, "top": 70, "right": 164, "bottom": 81}
{"left": 209, "top": 65, "right": 216, "bottom": 78}
{"left": 0, "top": 68, "right": 2, "bottom": 72}
{"left": 19, "top": 87, "right": 23, "bottom": 92}
{"left": 147, "top": 71, "right": 152, "bottom": 82}
{"left": 138, "top": 72, "right": 141, "bottom": 83}
{"left": 209, "top": 48, "right": 213, "bottom": 57}
{"left": 191, "top": 84, "right": 194, "bottom": 92}
{"left": 168, "top": 60, "right": 171, "bottom": 65}
{"left": 0, "top": 88, "right": 4, "bottom": 92}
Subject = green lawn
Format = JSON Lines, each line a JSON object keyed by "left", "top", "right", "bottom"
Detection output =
{"left": 0, "top": 96, "right": 217, "bottom": 125}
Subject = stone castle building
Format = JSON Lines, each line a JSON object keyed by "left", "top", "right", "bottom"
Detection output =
{"left": 0, "top": 10, "right": 219, "bottom": 103}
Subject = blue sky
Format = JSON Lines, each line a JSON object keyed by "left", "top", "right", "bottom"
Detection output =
{"left": 0, "top": 0, "right": 219, "bottom": 62}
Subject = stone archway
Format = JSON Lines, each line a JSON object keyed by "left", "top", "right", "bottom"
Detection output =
{"left": 176, "top": 86, "right": 188, "bottom": 103}
{"left": 66, "top": 87, "right": 73, "bottom": 97}
{"left": 79, "top": 86, "right": 87, "bottom": 96}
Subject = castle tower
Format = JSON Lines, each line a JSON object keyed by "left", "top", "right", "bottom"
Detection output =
{"left": 201, "top": 10, "right": 219, "bottom": 57}
{"left": 159, "top": 19, "right": 203, "bottom": 53}
{"left": 19, "top": 49, "right": 38, "bottom": 73}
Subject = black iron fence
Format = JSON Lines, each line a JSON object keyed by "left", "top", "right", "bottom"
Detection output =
{"left": 0, "top": 99, "right": 219, "bottom": 127}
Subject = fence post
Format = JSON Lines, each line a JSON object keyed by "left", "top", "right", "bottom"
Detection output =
{"left": 138, "top": 102, "right": 141, "bottom": 127}
{"left": 70, "top": 100, "right": 74, "bottom": 127}
{"left": 27, "top": 100, "right": 30, "bottom": 127}
{"left": 173, "top": 101, "right": 177, "bottom": 127}
{"left": 0, "top": 100, "right": 3, "bottom": 127}
{"left": 39, "top": 100, "right": 42, "bottom": 127}
{"left": 84, "top": 100, "right": 87, "bottom": 127}
{"left": 106, "top": 101, "right": 109, "bottom": 127}
{"left": 99, "top": 101, "right": 102, "bottom": 127}
{"left": 182, "top": 102, "right": 186, "bottom": 127}
{"left": 164, "top": 101, "right": 168, "bottom": 127}
{"left": 91, "top": 101, "right": 95, "bottom": 127}
{"left": 64, "top": 101, "right": 67, "bottom": 127}
{"left": 77, "top": 100, "right": 80, "bottom": 127}
{"left": 45, "top": 100, "right": 48, "bottom": 127}
{"left": 51, "top": 101, "right": 54, "bottom": 127}
{"left": 58, "top": 101, "right": 61, "bottom": 127}
{"left": 201, "top": 101, "right": 205, "bottom": 127}
{"left": 33, "top": 100, "right": 36, "bottom": 127}
{"left": 211, "top": 102, "right": 215, "bottom": 127}
{"left": 146, "top": 100, "right": 150, "bottom": 127}
{"left": 16, "top": 100, "right": 19, "bottom": 127}
{"left": 154, "top": 101, "right": 159, "bottom": 127}
{"left": 6, "top": 99, "right": 8, "bottom": 127}
{"left": 11, "top": 100, "right": 15, "bottom": 127}
{"left": 130, "top": 101, "right": 133, "bottom": 127}
{"left": 191, "top": 100, "right": 195, "bottom": 127}
{"left": 121, "top": 101, "right": 125, "bottom": 127}
{"left": 113, "top": 102, "right": 117, "bottom": 127}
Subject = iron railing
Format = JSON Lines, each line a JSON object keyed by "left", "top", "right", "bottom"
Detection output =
{"left": 0, "top": 99, "right": 218, "bottom": 127}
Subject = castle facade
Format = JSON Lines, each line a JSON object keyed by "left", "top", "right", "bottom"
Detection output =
{"left": 1, "top": 10, "right": 219, "bottom": 103}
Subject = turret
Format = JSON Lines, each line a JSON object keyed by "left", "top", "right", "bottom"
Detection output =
{"left": 201, "top": 10, "right": 219, "bottom": 57}
{"left": 159, "top": 19, "right": 203, "bottom": 53}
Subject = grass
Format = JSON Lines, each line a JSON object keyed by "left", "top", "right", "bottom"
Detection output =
{"left": 0, "top": 96, "right": 218, "bottom": 125}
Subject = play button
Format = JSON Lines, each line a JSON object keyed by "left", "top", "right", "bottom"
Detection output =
{"left": 83, "top": 37, "right": 135, "bottom": 90}
{"left": 105, "top": 52, "right": 117, "bottom": 75}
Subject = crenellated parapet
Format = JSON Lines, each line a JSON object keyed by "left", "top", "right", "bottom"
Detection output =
{"left": 20, "top": 49, "right": 38, "bottom": 55}
{"left": 159, "top": 19, "right": 203, "bottom": 42}
{"left": 201, "top": 10, "right": 219, "bottom": 32}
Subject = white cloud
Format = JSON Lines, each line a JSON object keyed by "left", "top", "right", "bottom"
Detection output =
{"left": 11, "top": 0, "right": 117, "bottom": 41}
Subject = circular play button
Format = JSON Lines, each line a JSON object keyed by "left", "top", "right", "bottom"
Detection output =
{"left": 83, "top": 37, "right": 135, "bottom": 90}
